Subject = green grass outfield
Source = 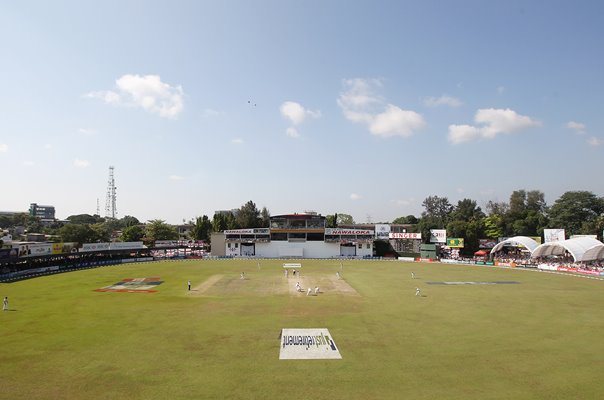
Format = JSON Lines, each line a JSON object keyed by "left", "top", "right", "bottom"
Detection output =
{"left": 1, "top": 259, "right": 604, "bottom": 400}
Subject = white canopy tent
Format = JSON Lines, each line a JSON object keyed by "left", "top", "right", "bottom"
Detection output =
{"left": 489, "top": 236, "right": 540, "bottom": 256}
{"left": 580, "top": 243, "right": 604, "bottom": 262}
{"left": 531, "top": 237, "right": 604, "bottom": 262}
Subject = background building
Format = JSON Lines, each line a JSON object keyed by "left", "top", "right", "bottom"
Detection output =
{"left": 29, "top": 203, "right": 55, "bottom": 221}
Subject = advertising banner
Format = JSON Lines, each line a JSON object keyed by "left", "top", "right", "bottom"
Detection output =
{"left": 224, "top": 229, "right": 256, "bottom": 235}
{"left": 446, "top": 238, "right": 464, "bottom": 248}
{"left": 17, "top": 243, "right": 52, "bottom": 258}
{"left": 279, "top": 328, "right": 342, "bottom": 360}
{"left": 110, "top": 242, "right": 144, "bottom": 250}
{"left": 430, "top": 229, "right": 446, "bottom": 243}
{"left": 154, "top": 240, "right": 180, "bottom": 248}
{"left": 544, "top": 229, "right": 565, "bottom": 243}
{"left": 325, "top": 228, "right": 373, "bottom": 236}
{"left": 0, "top": 248, "right": 19, "bottom": 261}
{"left": 374, "top": 224, "right": 391, "bottom": 240}
{"left": 81, "top": 243, "right": 111, "bottom": 252}
{"left": 389, "top": 232, "right": 421, "bottom": 240}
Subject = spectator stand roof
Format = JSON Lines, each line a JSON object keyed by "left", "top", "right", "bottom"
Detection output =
{"left": 490, "top": 236, "right": 540, "bottom": 256}
{"left": 531, "top": 237, "right": 604, "bottom": 262}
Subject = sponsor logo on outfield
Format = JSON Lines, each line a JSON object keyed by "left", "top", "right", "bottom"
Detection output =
{"left": 279, "top": 328, "right": 342, "bottom": 360}
{"left": 95, "top": 277, "right": 163, "bottom": 293}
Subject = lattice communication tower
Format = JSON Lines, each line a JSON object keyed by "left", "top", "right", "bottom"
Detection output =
{"left": 105, "top": 166, "right": 117, "bottom": 219}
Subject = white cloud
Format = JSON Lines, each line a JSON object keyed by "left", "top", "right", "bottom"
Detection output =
{"left": 392, "top": 198, "right": 415, "bottom": 206}
{"left": 0, "top": 144, "right": 7, "bottom": 153}
{"left": 567, "top": 121, "right": 586, "bottom": 135}
{"left": 22, "top": 161, "right": 35, "bottom": 166}
{"left": 169, "top": 175, "right": 185, "bottom": 181}
{"left": 587, "top": 136, "right": 603, "bottom": 147}
{"left": 280, "top": 101, "right": 321, "bottom": 125}
{"left": 79, "top": 128, "right": 97, "bottom": 136}
{"left": 85, "top": 74, "right": 184, "bottom": 118}
{"left": 448, "top": 108, "right": 541, "bottom": 144}
{"left": 43, "top": 143, "right": 52, "bottom": 149}
{"left": 231, "top": 138, "right": 244, "bottom": 144}
{"left": 338, "top": 78, "right": 425, "bottom": 138}
{"left": 350, "top": 193, "right": 361, "bottom": 200}
{"left": 369, "top": 105, "right": 426, "bottom": 138}
{"left": 202, "top": 108, "right": 225, "bottom": 118}
{"left": 424, "top": 94, "right": 462, "bottom": 108}
{"left": 286, "top": 127, "right": 300, "bottom": 138}
{"left": 73, "top": 158, "right": 90, "bottom": 168}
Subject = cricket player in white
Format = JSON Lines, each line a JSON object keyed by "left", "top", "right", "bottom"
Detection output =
{"left": 415, "top": 287, "right": 421, "bottom": 296}
{"left": 411, "top": 272, "right": 415, "bottom": 279}
{"left": 307, "top": 288, "right": 312, "bottom": 296}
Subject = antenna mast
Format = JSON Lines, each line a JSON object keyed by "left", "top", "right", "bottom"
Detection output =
{"left": 105, "top": 166, "right": 117, "bottom": 219}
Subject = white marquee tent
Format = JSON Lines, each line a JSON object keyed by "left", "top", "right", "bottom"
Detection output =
{"left": 579, "top": 243, "right": 604, "bottom": 262}
{"left": 531, "top": 237, "right": 604, "bottom": 262}
{"left": 489, "top": 236, "right": 540, "bottom": 256}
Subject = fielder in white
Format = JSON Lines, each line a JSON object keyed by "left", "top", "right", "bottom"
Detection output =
{"left": 415, "top": 287, "right": 421, "bottom": 296}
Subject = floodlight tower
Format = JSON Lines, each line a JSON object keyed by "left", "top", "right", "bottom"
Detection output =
{"left": 105, "top": 166, "right": 117, "bottom": 219}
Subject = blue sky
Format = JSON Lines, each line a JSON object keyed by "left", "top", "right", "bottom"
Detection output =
{"left": 1, "top": 0, "right": 603, "bottom": 224}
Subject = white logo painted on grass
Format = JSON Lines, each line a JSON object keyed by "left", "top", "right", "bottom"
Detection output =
{"left": 279, "top": 329, "right": 342, "bottom": 360}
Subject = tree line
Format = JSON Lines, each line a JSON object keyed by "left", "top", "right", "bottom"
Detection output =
{"left": 2, "top": 192, "right": 603, "bottom": 255}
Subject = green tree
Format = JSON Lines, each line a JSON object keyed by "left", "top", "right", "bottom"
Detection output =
{"left": 191, "top": 215, "right": 212, "bottom": 241}
{"left": 58, "top": 224, "right": 97, "bottom": 245}
{"left": 120, "top": 225, "right": 145, "bottom": 242}
{"left": 451, "top": 199, "right": 484, "bottom": 222}
{"left": 503, "top": 190, "right": 547, "bottom": 236}
{"left": 145, "top": 220, "right": 179, "bottom": 241}
{"left": 325, "top": 214, "right": 337, "bottom": 228}
{"left": 336, "top": 213, "right": 354, "bottom": 225}
{"left": 260, "top": 207, "right": 271, "bottom": 228}
{"left": 66, "top": 214, "right": 104, "bottom": 224}
{"left": 392, "top": 215, "right": 419, "bottom": 225}
{"left": 212, "top": 213, "right": 228, "bottom": 232}
{"left": 236, "top": 200, "right": 261, "bottom": 228}
{"left": 91, "top": 223, "right": 111, "bottom": 242}
{"left": 421, "top": 195, "right": 453, "bottom": 226}
{"left": 548, "top": 191, "right": 604, "bottom": 236}
{"left": 119, "top": 215, "right": 140, "bottom": 228}
{"left": 484, "top": 214, "right": 504, "bottom": 239}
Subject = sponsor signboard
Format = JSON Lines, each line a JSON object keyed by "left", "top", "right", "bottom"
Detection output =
{"left": 279, "top": 328, "right": 342, "bottom": 360}
{"left": 154, "top": 240, "right": 180, "bottom": 248}
{"left": 446, "top": 238, "right": 464, "bottom": 248}
{"left": 224, "top": 229, "right": 256, "bottom": 235}
{"left": 544, "top": 229, "right": 565, "bottom": 243}
{"left": 110, "top": 241, "right": 144, "bottom": 250}
{"left": 389, "top": 232, "right": 421, "bottom": 240}
{"left": 374, "top": 224, "right": 391, "bottom": 240}
{"left": 325, "top": 228, "right": 373, "bottom": 235}
{"left": 15, "top": 243, "right": 52, "bottom": 258}
{"left": 95, "top": 277, "right": 163, "bottom": 293}
{"left": 81, "top": 243, "right": 111, "bottom": 252}
{"left": 430, "top": 229, "right": 446, "bottom": 243}
{"left": 0, "top": 248, "right": 19, "bottom": 261}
